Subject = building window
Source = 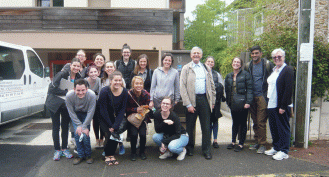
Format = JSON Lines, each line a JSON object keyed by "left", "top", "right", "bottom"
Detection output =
{"left": 53, "top": 0, "right": 64, "bottom": 7}
{"left": 37, "top": 0, "right": 63, "bottom": 7}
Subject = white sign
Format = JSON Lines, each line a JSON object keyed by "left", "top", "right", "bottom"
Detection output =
{"left": 300, "top": 43, "right": 313, "bottom": 62}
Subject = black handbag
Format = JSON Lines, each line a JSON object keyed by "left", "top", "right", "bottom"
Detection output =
{"left": 231, "top": 93, "right": 246, "bottom": 112}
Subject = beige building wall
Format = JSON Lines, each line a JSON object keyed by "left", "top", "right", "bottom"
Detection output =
{"left": 88, "top": 0, "right": 111, "bottom": 7}
{"left": 64, "top": 0, "right": 88, "bottom": 7}
{"left": 0, "top": 31, "right": 172, "bottom": 65}
{"left": 0, "top": 0, "right": 34, "bottom": 7}
{"left": 111, "top": 0, "right": 168, "bottom": 8}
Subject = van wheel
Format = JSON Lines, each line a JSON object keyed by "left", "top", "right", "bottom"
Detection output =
{"left": 42, "top": 105, "right": 51, "bottom": 118}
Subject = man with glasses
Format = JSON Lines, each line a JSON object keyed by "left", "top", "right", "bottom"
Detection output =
{"left": 246, "top": 46, "right": 274, "bottom": 154}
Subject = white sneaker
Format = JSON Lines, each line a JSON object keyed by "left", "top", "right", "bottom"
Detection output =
{"left": 159, "top": 151, "right": 173, "bottom": 159}
{"left": 177, "top": 148, "right": 187, "bottom": 161}
{"left": 272, "top": 151, "right": 289, "bottom": 160}
{"left": 264, "top": 147, "right": 278, "bottom": 156}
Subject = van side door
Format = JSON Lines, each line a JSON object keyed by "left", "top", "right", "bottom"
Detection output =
{"left": 26, "top": 50, "right": 49, "bottom": 114}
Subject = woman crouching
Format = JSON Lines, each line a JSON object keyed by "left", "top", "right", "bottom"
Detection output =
{"left": 153, "top": 97, "right": 189, "bottom": 161}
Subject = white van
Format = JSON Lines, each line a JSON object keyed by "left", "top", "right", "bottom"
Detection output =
{"left": 0, "top": 41, "right": 50, "bottom": 125}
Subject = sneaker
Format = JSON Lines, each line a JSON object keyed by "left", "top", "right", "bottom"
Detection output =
{"left": 53, "top": 150, "right": 62, "bottom": 161}
{"left": 62, "top": 149, "right": 73, "bottom": 159}
{"left": 265, "top": 147, "right": 278, "bottom": 156}
{"left": 213, "top": 142, "right": 219, "bottom": 149}
{"left": 234, "top": 145, "right": 244, "bottom": 152}
{"left": 227, "top": 143, "right": 235, "bottom": 149}
{"left": 139, "top": 153, "right": 147, "bottom": 160}
{"left": 249, "top": 143, "right": 260, "bottom": 150}
{"left": 256, "top": 145, "right": 266, "bottom": 154}
{"left": 102, "top": 151, "right": 105, "bottom": 156}
{"left": 130, "top": 153, "right": 137, "bottom": 161}
{"left": 119, "top": 144, "right": 125, "bottom": 155}
{"left": 159, "top": 151, "right": 173, "bottom": 159}
{"left": 272, "top": 151, "right": 289, "bottom": 160}
{"left": 86, "top": 157, "right": 94, "bottom": 164}
{"left": 73, "top": 157, "right": 84, "bottom": 165}
{"left": 177, "top": 148, "right": 187, "bottom": 161}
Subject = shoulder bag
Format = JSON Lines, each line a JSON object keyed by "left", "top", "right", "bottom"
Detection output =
{"left": 127, "top": 91, "right": 146, "bottom": 128}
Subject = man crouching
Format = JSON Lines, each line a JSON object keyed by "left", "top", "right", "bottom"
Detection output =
{"left": 66, "top": 79, "right": 97, "bottom": 165}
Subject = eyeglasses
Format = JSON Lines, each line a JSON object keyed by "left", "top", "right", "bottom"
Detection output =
{"left": 272, "top": 56, "right": 283, "bottom": 60}
{"left": 161, "top": 102, "right": 171, "bottom": 106}
{"left": 123, "top": 52, "right": 130, "bottom": 54}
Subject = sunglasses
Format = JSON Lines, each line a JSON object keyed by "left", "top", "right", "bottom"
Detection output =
{"left": 272, "top": 56, "right": 283, "bottom": 60}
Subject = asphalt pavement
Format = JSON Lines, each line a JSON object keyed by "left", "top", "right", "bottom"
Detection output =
{"left": 0, "top": 113, "right": 328, "bottom": 177}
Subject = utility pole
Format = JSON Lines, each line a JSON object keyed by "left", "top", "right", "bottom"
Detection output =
{"left": 294, "top": 0, "right": 315, "bottom": 148}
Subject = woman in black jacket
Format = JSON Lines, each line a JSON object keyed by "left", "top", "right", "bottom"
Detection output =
{"left": 45, "top": 58, "right": 81, "bottom": 161}
{"left": 265, "top": 48, "right": 294, "bottom": 160}
{"left": 98, "top": 71, "right": 128, "bottom": 166}
{"left": 130, "top": 54, "right": 153, "bottom": 93}
{"left": 225, "top": 57, "right": 253, "bottom": 152}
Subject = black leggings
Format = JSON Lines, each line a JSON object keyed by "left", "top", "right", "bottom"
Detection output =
{"left": 50, "top": 105, "right": 70, "bottom": 150}
{"left": 93, "top": 105, "right": 104, "bottom": 140}
{"left": 104, "top": 138, "right": 119, "bottom": 156}
{"left": 231, "top": 109, "right": 248, "bottom": 146}
{"left": 129, "top": 121, "right": 147, "bottom": 154}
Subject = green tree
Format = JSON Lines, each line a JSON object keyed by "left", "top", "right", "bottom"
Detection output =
{"left": 184, "top": 0, "right": 227, "bottom": 66}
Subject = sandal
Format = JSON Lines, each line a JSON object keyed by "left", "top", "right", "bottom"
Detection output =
{"left": 105, "top": 157, "right": 113, "bottom": 166}
{"left": 110, "top": 156, "right": 119, "bottom": 165}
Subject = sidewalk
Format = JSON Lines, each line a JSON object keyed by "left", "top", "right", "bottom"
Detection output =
{"left": 1, "top": 113, "right": 329, "bottom": 177}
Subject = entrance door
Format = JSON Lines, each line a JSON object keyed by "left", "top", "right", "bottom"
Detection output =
{"left": 49, "top": 60, "right": 70, "bottom": 79}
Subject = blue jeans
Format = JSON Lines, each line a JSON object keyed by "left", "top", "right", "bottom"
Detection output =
{"left": 153, "top": 133, "right": 189, "bottom": 154}
{"left": 72, "top": 112, "right": 92, "bottom": 158}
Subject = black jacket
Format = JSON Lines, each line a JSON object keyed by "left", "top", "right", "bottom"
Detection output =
{"left": 211, "top": 70, "right": 225, "bottom": 119}
{"left": 225, "top": 69, "right": 253, "bottom": 108}
{"left": 130, "top": 68, "right": 153, "bottom": 93}
{"left": 153, "top": 111, "right": 186, "bottom": 145}
{"left": 276, "top": 65, "right": 294, "bottom": 110}
{"left": 246, "top": 58, "right": 274, "bottom": 98}
{"left": 115, "top": 57, "right": 136, "bottom": 89}
{"left": 45, "top": 70, "right": 81, "bottom": 113}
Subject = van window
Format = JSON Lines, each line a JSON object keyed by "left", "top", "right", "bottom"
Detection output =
{"left": 0, "top": 46, "right": 25, "bottom": 80}
{"left": 27, "top": 50, "right": 44, "bottom": 78}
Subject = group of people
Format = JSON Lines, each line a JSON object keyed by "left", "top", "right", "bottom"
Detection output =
{"left": 45, "top": 43, "right": 294, "bottom": 166}
{"left": 225, "top": 46, "right": 294, "bottom": 161}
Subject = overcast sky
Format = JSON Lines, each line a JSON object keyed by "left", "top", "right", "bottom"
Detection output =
{"left": 185, "top": 0, "right": 234, "bottom": 20}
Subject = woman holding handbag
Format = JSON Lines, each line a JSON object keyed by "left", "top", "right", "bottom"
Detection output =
{"left": 45, "top": 57, "right": 81, "bottom": 161}
{"left": 98, "top": 71, "right": 128, "bottom": 166}
{"left": 126, "top": 76, "right": 151, "bottom": 161}
{"left": 224, "top": 57, "right": 253, "bottom": 152}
